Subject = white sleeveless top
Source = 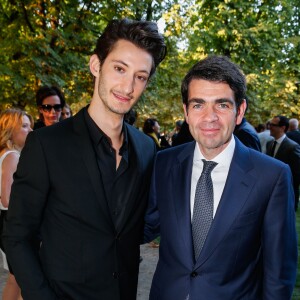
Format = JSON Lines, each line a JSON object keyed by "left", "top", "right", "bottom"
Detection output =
{"left": 0, "top": 150, "right": 20, "bottom": 210}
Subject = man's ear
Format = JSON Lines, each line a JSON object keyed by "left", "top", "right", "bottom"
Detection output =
{"left": 236, "top": 99, "right": 247, "bottom": 125}
{"left": 89, "top": 54, "right": 100, "bottom": 77}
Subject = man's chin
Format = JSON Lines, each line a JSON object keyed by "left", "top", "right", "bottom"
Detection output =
{"left": 110, "top": 103, "right": 136, "bottom": 116}
{"left": 200, "top": 140, "right": 229, "bottom": 151}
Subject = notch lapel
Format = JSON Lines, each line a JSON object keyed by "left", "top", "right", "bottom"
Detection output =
{"left": 274, "top": 137, "right": 288, "bottom": 159}
{"left": 115, "top": 124, "right": 148, "bottom": 232}
{"left": 73, "top": 109, "right": 113, "bottom": 226}
{"left": 172, "top": 142, "right": 195, "bottom": 261}
{"left": 196, "top": 140, "right": 256, "bottom": 267}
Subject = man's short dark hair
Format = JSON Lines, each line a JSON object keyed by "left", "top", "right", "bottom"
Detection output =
{"left": 275, "top": 115, "right": 289, "bottom": 132}
{"left": 256, "top": 123, "right": 266, "bottom": 132}
{"left": 93, "top": 18, "right": 167, "bottom": 78}
{"left": 36, "top": 85, "right": 65, "bottom": 107}
{"left": 143, "top": 118, "right": 156, "bottom": 134}
{"left": 181, "top": 55, "right": 246, "bottom": 109}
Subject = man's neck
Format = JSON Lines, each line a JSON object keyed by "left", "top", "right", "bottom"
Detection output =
{"left": 274, "top": 133, "right": 286, "bottom": 141}
{"left": 88, "top": 100, "right": 125, "bottom": 160}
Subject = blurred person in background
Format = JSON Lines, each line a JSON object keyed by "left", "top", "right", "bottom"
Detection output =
{"left": 0, "top": 108, "right": 33, "bottom": 300}
{"left": 267, "top": 115, "right": 300, "bottom": 210}
{"left": 287, "top": 118, "right": 300, "bottom": 145}
{"left": 171, "top": 119, "right": 184, "bottom": 145}
{"left": 143, "top": 118, "right": 170, "bottom": 150}
{"left": 257, "top": 120, "right": 274, "bottom": 154}
{"left": 143, "top": 118, "right": 161, "bottom": 150}
{"left": 172, "top": 120, "right": 194, "bottom": 146}
{"left": 61, "top": 103, "right": 73, "bottom": 120}
{"left": 124, "top": 109, "right": 137, "bottom": 126}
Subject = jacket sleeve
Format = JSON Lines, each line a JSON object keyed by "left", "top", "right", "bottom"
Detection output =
{"left": 143, "top": 155, "right": 160, "bottom": 244}
{"left": 289, "top": 143, "right": 300, "bottom": 185}
{"left": 3, "top": 132, "right": 57, "bottom": 300}
{"left": 262, "top": 164, "right": 298, "bottom": 299}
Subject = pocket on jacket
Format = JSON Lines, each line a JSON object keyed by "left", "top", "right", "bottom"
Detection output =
{"left": 231, "top": 211, "right": 259, "bottom": 229}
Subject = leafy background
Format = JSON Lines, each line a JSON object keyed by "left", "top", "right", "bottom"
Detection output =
{"left": 0, "top": 1, "right": 299, "bottom": 297}
{"left": 0, "top": 0, "right": 299, "bottom": 132}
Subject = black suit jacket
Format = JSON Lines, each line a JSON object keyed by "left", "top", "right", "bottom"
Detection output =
{"left": 287, "top": 130, "right": 300, "bottom": 145}
{"left": 3, "top": 107, "right": 156, "bottom": 300}
{"left": 267, "top": 136, "right": 300, "bottom": 208}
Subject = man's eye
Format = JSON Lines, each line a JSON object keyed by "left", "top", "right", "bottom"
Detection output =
{"left": 218, "top": 103, "right": 232, "bottom": 110}
{"left": 115, "top": 66, "right": 124, "bottom": 73}
{"left": 192, "top": 104, "right": 202, "bottom": 109}
{"left": 137, "top": 75, "right": 147, "bottom": 82}
{"left": 220, "top": 103, "right": 229, "bottom": 108}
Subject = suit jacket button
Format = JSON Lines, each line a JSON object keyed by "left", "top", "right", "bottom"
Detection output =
{"left": 191, "top": 271, "right": 198, "bottom": 278}
{"left": 113, "top": 272, "right": 119, "bottom": 279}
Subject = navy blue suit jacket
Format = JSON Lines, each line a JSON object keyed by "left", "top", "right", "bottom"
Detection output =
{"left": 145, "top": 138, "right": 297, "bottom": 300}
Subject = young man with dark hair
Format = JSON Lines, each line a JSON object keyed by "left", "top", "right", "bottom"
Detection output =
{"left": 145, "top": 56, "right": 297, "bottom": 299}
{"left": 3, "top": 18, "right": 166, "bottom": 300}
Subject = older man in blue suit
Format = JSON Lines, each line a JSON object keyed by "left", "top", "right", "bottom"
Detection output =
{"left": 145, "top": 56, "right": 297, "bottom": 300}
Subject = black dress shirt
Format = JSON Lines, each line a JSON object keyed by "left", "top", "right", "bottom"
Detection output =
{"left": 84, "top": 110, "right": 138, "bottom": 230}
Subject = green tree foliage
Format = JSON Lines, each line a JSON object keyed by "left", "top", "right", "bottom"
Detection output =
{"left": 0, "top": 0, "right": 100, "bottom": 114}
{"left": 0, "top": 0, "right": 176, "bottom": 114}
{"left": 181, "top": 0, "right": 300, "bottom": 125}
{"left": 0, "top": 0, "right": 299, "bottom": 131}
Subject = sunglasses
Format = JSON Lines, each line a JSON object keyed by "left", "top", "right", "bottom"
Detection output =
{"left": 41, "top": 104, "right": 63, "bottom": 112}
{"left": 269, "top": 123, "right": 281, "bottom": 127}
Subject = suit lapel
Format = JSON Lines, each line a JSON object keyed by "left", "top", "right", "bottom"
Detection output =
{"left": 196, "top": 139, "right": 257, "bottom": 267}
{"left": 266, "top": 140, "right": 273, "bottom": 155}
{"left": 275, "top": 137, "right": 288, "bottom": 159}
{"left": 116, "top": 124, "right": 146, "bottom": 232}
{"left": 172, "top": 142, "right": 195, "bottom": 261}
{"left": 73, "top": 108, "right": 113, "bottom": 226}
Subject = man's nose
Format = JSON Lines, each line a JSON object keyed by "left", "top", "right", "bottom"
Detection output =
{"left": 122, "top": 75, "right": 134, "bottom": 94}
{"left": 202, "top": 106, "right": 218, "bottom": 121}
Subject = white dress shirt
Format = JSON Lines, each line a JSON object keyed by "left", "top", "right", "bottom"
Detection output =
{"left": 190, "top": 137, "right": 235, "bottom": 220}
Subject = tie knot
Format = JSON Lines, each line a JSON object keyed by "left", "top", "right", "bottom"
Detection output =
{"left": 201, "top": 159, "right": 218, "bottom": 174}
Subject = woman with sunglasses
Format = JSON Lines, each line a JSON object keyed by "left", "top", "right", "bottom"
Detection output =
{"left": 33, "top": 85, "right": 66, "bottom": 130}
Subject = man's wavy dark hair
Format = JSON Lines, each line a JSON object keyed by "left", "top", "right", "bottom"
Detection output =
{"left": 93, "top": 18, "right": 167, "bottom": 78}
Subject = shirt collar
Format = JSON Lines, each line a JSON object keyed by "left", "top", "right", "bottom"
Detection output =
{"left": 193, "top": 135, "right": 235, "bottom": 168}
{"left": 84, "top": 108, "right": 129, "bottom": 157}
{"left": 275, "top": 134, "right": 286, "bottom": 144}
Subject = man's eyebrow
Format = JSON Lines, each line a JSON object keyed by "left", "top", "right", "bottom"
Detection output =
{"left": 187, "top": 98, "right": 205, "bottom": 103}
{"left": 187, "top": 98, "right": 234, "bottom": 104}
{"left": 111, "top": 59, "right": 150, "bottom": 75}
{"left": 215, "top": 98, "right": 235, "bottom": 104}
